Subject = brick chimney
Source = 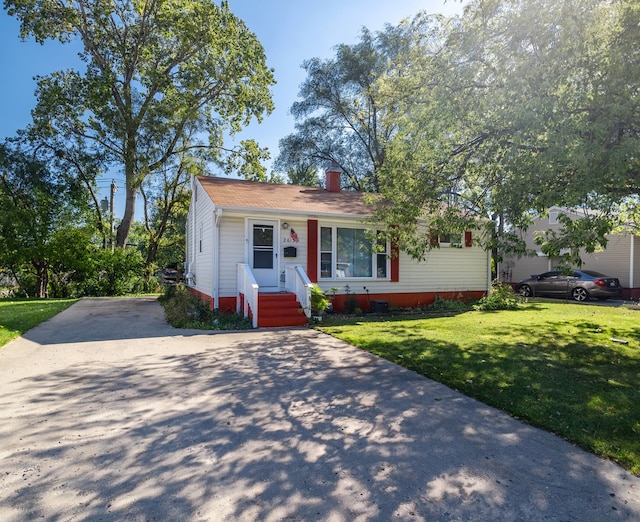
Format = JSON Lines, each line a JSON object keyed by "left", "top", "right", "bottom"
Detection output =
{"left": 325, "top": 163, "right": 342, "bottom": 192}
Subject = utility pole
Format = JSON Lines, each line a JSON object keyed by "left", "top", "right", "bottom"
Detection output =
{"left": 110, "top": 180, "right": 118, "bottom": 252}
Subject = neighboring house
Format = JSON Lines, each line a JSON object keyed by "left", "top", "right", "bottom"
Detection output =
{"left": 502, "top": 206, "right": 640, "bottom": 300}
{"left": 185, "top": 167, "right": 491, "bottom": 327}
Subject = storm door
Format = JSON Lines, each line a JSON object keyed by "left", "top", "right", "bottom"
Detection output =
{"left": 249, "top": 220, "right": 278, "bottom": 289}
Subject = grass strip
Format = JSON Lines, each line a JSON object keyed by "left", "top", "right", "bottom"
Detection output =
{"left": 0, "top": 298, "right": 78, "bottom": 348}
{"left": 318, "top": 301, "right": 640, "bottom": 475}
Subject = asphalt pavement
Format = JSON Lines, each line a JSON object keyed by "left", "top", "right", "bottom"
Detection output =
{"left": 1, "top": 296, "right": 639, "bottom": 521}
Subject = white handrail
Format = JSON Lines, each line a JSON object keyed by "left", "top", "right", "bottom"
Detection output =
{"left": 237, "top": 263, "right": 259, "bottom": 328}
{"left": 285, "top": 265, "right": 314, "bottom": 318}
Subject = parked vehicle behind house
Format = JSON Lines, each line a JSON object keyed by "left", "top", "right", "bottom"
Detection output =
{"left": 516, "top": 270, "right": 622, "bottom": 302}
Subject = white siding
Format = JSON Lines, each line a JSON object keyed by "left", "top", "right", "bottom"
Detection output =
{"left": 507, "top": 254, "right": 551, "bottom": 283}
{"left": 280, "top": 219, "right": 307, "bottom": 274}
{"left": 506, "top": 214, "right": 639, "bottom": 287}
{"left": 582, "top": 234, "right": 631, "bottom": 286}
{"left": 315, "top": 247, "right": 487, "bottom": 295}
{"left": 218, "top": 216, "right": 245, "bottom": 296}
{"left": 188, "top": 195, "right": 489, "bottom": 300}
{"left": 217, "top": 214, "right": 310, "bottom": 296}
{"left": 314, "top": 218, "right": 488, "bottom": 295}
{"left": 188, "top": 178, "right": 215, "bottom": 297}
{"left": 398, "top": 246, "right": 488, "bottom": 291}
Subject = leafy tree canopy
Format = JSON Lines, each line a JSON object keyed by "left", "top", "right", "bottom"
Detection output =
{"left": 6, "top": 0, "right": 276, "bottom": 247}
{"left": 0, "top": 139, "right": 89, "bottom": 296}
{"left": 275, "top": 23, "right": 419, "bottom": 191}
{"left": 369, "top": 0, "right": 640, "bottom": 260}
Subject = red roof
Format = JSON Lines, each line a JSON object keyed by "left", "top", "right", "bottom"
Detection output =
{"left": 196, "top": 175, "right": 373, "bottom": 216}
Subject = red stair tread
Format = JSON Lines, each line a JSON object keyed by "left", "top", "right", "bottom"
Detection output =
{"left": 257, "top": 292, "right": 308, "bottom": 327}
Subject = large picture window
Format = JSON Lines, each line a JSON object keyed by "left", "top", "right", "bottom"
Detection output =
{"left": 320, "top": 226, "right": 389, "bottom": 279}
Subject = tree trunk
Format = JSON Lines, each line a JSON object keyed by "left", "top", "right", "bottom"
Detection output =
{"left": 33, "top": 261, "right": 49, "bottom": 298}
{"left": 146, "top": 238, "right": 159, "bottom": 267}
{"left": 116, "top": 184, "right": 137, "bottom": 248}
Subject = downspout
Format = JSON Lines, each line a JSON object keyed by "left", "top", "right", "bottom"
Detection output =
{"left": 214, "top": 208, "right": 223, "bottom": 308}
{"left": 186, "top": 175, "right": 196, "bottom": 285}
{"left": 629, "top": 234, "right": 635, "bottom": 290}
{"left": 487, "top": 247, "right": 492, "bottom": 294}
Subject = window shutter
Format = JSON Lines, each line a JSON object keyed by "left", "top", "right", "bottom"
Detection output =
{"left": 465, "top": 231, "right": 473, "bottom": 247}
{"left": 429, "top": 228, "right": 439, "bottom": 247}
{"left": 307, "top": 219, "right": 318, "bottom": 282}
{"left": 391, "top": 240, "right": 400, "bottom": 282}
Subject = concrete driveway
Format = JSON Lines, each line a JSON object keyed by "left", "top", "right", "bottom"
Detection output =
{"left": 1, "top": 297, "right": 639, "bottom": 521}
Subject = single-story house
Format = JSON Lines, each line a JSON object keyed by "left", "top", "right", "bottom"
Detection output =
{"left": 185, "top": 167, "right": 491, "bottom": 327}
{"left": 501, "top": 206, "right": 640, "bottom": 300}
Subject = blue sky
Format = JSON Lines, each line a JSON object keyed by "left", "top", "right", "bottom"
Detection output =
{"left": 0, "top": 0, "right": 464, "bottom": 208}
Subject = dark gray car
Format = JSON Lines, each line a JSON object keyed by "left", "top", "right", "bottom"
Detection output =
{"left": 516, "top": 269, "right": 622, "bottom": 302}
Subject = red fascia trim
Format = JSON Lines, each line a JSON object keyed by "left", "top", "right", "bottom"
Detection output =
{"left": 307, "top": 219, "right": 318, "bottom": 282}
{"left": 330, "top": 290, "right": 486, "bottom": 313}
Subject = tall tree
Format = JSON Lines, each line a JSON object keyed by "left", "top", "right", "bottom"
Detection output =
{"left": 371, "top": 0, "right": 640, "bottom": 261}
{"left": 0, "top": 140, "right": 86, "bottom": 297}
{"left": 276, "top": 24, "right": 415, "bottom": 191}
{"left": 6, "top": 0, "right": 275, "bottom": 248}
{"left": 139, "top": 153, "right": 191, "bottom": 268}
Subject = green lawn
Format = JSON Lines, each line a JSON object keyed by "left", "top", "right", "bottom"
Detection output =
{"left": 318, "top": 301, "right": 640, "bottom": 476}
{"left": 0, "top": 298, "right": 78, "bottom": 348}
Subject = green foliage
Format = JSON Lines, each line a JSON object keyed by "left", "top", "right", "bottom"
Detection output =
{"left": 0, "top": 141, "right": 158, "bottom": 299}
{"left": 135, "top": 163, "right": 190, "bottom": 270}
{"left": 366, "top": 1, "right": 640, "bottom": 261}
{"left": 473, "top": 282, "right": 520, "bottom": 311}
{"left": 159, "top": 285, "right": 252, "bottom": 330}
{"left": 7, "top": 0, "right": 275, "bottom": 248}
{"left": 0, "top": 298, "right": 77, "bottom": 348}
{"left": 80, "top": 249, "right": 146, "bottom": 297}
{"left": 427, "top": 295, "right": 470, "bottom": 312}
{"left": 319, "top": 302, "right": 640, "bottom": 475}
{"left": 535, "top": 213, "right": 612, "bottom": 268}
{"left": 310, "top": 284, "right": 330, "bottom": 316}
{"left": 0, "top": 140, "right": 91, "bottom": 297}
{"left": 285, "top": 165, "right": 321, "bottom": 187}
{"left": 159, "top": 285, "right": 214, "bottom": 328}
{"left": 275, "top": 25, "right": 407, "bottom": 191}
{"left": 343, "top": 285, "right": 358, "bottom": 314}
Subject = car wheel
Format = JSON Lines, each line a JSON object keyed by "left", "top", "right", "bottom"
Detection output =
{"left": 571, "top": 287, "right": 589, "bottom": 302}
{"left": 518, "top": 284, "right": 532, "bottom": 297}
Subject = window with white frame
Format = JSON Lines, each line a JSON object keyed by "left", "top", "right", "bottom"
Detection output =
{"left": 376, "top": 234, "right": 389, "bottom": 278}
{"left": 439, "top": 232, "right": 462, "bottom": 247}
{"left": 320, "top": 226, "right": 333, "bottom": 278}
{"left": 320, "top": 226, "right": 389, "bottom": 279}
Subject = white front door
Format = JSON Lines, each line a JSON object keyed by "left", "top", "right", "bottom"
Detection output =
{"left": 249, "top": 219, "right": 279, "bottom": 289}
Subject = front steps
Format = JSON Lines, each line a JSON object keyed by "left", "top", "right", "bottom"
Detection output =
{"left": 258, "top": 292, "right": 308, "bottom": 328}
